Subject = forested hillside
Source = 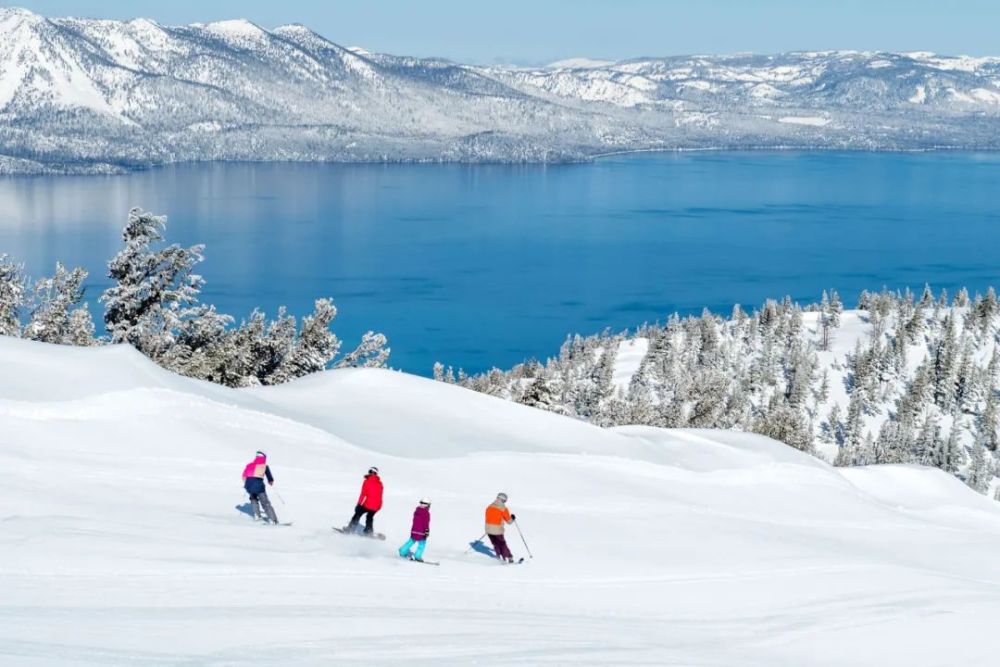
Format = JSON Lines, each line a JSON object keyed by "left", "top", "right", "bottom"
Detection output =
{"left": 442, "top": 288, "right": 1000, "bottom": 496}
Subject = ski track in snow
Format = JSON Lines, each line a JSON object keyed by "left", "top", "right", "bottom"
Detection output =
{"left": 2, "top": 336, "right": 1000, "bottom": 665}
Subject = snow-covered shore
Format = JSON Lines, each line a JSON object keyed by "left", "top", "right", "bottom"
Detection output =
{"left": 3, "top": 336, "right": 1000, "bottom": 665}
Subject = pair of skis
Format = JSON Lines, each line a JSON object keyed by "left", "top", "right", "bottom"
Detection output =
{"left": 402, "top": 555, "right": 440, "bottom": 566}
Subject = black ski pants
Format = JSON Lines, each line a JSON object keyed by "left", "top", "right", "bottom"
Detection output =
{"left": 348, "top": 504, "right": 377, "bottom": 533}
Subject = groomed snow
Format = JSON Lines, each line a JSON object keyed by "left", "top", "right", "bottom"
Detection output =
{"left": 3, "top": 336, "right": 1000, "bottom": 664}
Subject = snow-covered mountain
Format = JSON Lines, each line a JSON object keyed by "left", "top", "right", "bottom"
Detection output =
{"left": 2, "top": 7, "right": 1000, "bottom": 173}
{"left": 4, "top": 335, "right": 1000, "bottom": 663}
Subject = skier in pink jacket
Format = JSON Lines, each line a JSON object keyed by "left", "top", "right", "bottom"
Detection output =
{"left": 242, "top": 451, "right": 278, "bottom": 524}
{"left": 398, "top": 498, "right": 431, "bottom": 561}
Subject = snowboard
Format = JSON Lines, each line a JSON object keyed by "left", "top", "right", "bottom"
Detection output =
{"left": 332, "top": 526, "right": 386, "bottom": 541}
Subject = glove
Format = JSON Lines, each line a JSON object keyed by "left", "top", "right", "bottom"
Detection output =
{"left": 510, "top": 514, "right": 516, "bottom": 521}
{"left": 268, "top": 480, "right": 274, "bottom": 486}
{"left": 423, "top": 530, "right": 430, "bottom": 537}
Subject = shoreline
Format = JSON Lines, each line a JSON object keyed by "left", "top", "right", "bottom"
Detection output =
{"left": 3, "top": 144, "right": 1000, "bottom": 178}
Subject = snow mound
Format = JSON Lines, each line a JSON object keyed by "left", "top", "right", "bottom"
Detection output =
{"left": 3, "top": 337, "right": 1000, "bottom": 664}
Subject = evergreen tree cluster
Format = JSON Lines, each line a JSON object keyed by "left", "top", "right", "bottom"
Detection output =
{"left": 443, "top": 287, "right": 999, "bottom": 496}
{"left": 0, "top": 208, "right": 389, "bottom": 386}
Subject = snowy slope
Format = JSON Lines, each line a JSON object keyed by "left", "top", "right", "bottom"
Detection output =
{"left": 3, "top": 335, "right": 1000, "bottom": 665}
{"left": 2, "top": 8, "right": 1000, "bottom": 172}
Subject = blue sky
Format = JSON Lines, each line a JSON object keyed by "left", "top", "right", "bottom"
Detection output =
{"left": 15, "top": 0, "right": 998, "bottom": 63}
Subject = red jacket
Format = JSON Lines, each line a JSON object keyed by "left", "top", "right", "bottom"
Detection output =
{"left": 357, "top": 474, "right": 383, "bottom": 511}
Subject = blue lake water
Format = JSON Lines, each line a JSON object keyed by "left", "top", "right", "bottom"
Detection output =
{"left": 1, "top": 152, "right": 999, "bottom": 375}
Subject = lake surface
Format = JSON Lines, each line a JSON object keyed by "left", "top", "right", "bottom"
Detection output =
{"left": 1, "top": 152, "right": 999, "bottom": 375}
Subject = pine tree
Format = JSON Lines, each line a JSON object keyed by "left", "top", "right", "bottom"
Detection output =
{"left": 965, "top": 442, "right": 990, "bottom": 494}
{"left": 336, "top": 331, "right": 390, "bottom": 368}
{"left": 519, "top": 376, "right": 563, "bottom": 414}
{"left": 952, "top": 339, "right": 974, "bottom": 413}
{"left": 931, "top": 314, "right": 957, "bottom": 409}
{"left": 975, "top": 287, "right": 999, "bottom": 336}
{"left": 67, "top": 307, "right": 97, "bottom": 346}
{"left": 271, "top": 298, "right": 341, "bottom": 384}
{"left": 686, "top": 369, "right": 729, "bottom": 427}
{"left": 915, "top": 413, "right": 942, "bottom": 465}
{"left": 751, "top": 403, "right": 814, "bottom": 453}
{"left": 816, "top": 369, "right": 830, "bottom": 407}
{"left": 23, "top": 263, "right": 94, "bottom": 345}
{"left": 935, "top": 416, "right": 965, "bottom": 474}
{"left": 873, "top": 419, "right": 911, "bottom": 464}
{"left": 0, "top": 254, "right": 27, "bottom": 336}
{"left": 828, "top": 289, "right": 843, "bottom": 328}
{"left": 101, "top": 208, "right": 206, "bottom": 357}
{"left": 979, "top": 388, "right": 999, "bottom": 452}
{"left": 919, "top": 283, "right": 935, "bottom": 308}
{"left": 845, "top": 390, "right": 864, "bottom": 448}
{"left": 826, "top": 403, "right": 844, "bottom": 446}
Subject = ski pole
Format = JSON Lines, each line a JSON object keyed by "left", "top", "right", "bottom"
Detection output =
{"left": 274, "top": 491, "right": 286, "bottom": 505}
{"left": 513, "top": 520, "right": 533, "bottom": 559}
{"left": 464, "top": 533, "right": 487, "bottom": 555}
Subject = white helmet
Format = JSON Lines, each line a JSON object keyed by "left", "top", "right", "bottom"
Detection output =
{"left": 496, "top": 492, "right": 508, "bottom": 503}
{"left": 419, "top": 497, "right": 431, "bottom": 506}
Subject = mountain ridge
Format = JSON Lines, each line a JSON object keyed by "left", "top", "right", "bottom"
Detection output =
{"left": 2, "top": 7, "right": 1000, "bottom": 173}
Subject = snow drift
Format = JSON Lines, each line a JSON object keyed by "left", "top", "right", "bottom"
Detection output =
{"left": 2, "top": 336, "right": 1000, "bottom": 665}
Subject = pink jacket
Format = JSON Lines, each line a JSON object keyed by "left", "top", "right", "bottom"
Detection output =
{"left": 242, "top": 455, "right": 267, "bottom": 480}
{"left": 410, "top": 506, "right": 430, "bottom": 540}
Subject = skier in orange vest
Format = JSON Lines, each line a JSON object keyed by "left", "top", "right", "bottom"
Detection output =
{"left": 485, "top": 492, "right": 516, "bottom": 563}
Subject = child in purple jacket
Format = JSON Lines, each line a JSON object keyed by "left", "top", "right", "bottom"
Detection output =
{"left": 399, "top": 498, "right": 431, "bottom": 561}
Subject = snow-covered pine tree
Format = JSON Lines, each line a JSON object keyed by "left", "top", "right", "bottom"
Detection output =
{"left": 0, "top": 254, "right": 27, "bottom": 336}
{"left": 915, "top": 413, "right": 943, "bottom": 466}
{"left": 979, "top": 388, "right": 999, "bottom": 452}
{"left": 935, "top": 415, "right": 966, "bottom": 474}
{"left": 752, "top": 400, "right": 813, "bottom": 453}
{"left": 101, "top": 208, "right": 206, "bottom": 358}
{"left": 270, "top": 298, "right": 341, "bottom": 382}
{"left": 519, "top": 375, "right": 564, "bottom": 414}
{"left": 844, "top": 386, "right": 865, "bottom": 448}
{"left": 336, "top": 331, "right": 390, "bottom": 369}
{"left": 24, "top": 263, "right": 96, "bottom": 345}
{"left": 828, "top": 289, "right": 843, "bottom": 328}
{"left": 965, "top": 440, "right": 991, "bottom": 494}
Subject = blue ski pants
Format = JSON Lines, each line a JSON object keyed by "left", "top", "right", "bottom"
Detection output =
{"left": 399, "top": 538, "right": 427, "bottom": 560}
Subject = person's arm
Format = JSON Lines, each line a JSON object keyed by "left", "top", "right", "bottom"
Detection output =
{"left": 265, "top": 466, "right": 274, "bottom": 485}
{"left": 357, "top": 481, "right": 367, "bottom": 506}
{"left": 503, "top": 508, "right": 513, "bottom": 524}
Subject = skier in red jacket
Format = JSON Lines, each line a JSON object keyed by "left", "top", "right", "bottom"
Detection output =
{"left": 344, "top": 467, "right": 383, "bottom": 535}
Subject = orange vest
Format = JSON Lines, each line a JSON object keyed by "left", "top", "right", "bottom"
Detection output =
{"left": 485, "top": 502, "right": 511, "bottom": 535}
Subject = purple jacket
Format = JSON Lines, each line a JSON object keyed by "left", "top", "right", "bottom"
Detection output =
{"left": 410, "top": 506, "right": 430, "bottom": 540}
